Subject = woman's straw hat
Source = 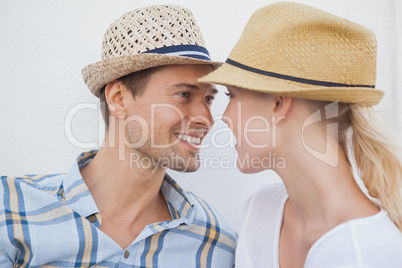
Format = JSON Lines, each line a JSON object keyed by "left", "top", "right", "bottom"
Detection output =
{"left": 82, "top": 5, "right": 220, "bottom": 97}
{"left": 199, "top": 2, "right": 384, "bottom": 105}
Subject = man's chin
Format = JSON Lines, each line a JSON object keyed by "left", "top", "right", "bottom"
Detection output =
{"left": 167, "top": 157, "right": 200, "bottom": 173}
{"left": 170, "top": 166, "right": 199, "bottom": 173}
{"left": 168, "top": 161, "right": 200, "bottom": 173}
{"left": 155, "top": 152, "right": 201, "bottom": 172}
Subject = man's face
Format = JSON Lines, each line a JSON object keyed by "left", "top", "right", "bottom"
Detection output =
{"left": 124, "top": 64, "right": 217, "bottom": 172}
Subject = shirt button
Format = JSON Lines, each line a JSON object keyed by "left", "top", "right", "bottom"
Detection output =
{"left": 124, "top": 250, "right": 130, "bottom": 258}
{"left": 88, "top": 215, "right": 96, "bottom": 223}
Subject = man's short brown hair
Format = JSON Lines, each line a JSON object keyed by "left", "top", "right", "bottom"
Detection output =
{"left": 99, "top": 67, "right": 161, "bottom": 130}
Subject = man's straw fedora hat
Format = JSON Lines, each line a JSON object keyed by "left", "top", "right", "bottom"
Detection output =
{"left": 199, "top": 2, "right": 384, "bottom": 105}
{"left": 82, "top": 5, "right": 220, "bottom": 97}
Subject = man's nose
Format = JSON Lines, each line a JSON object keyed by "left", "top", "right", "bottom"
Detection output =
{"left": 189, "top": 101, "right": 214, "bottom": 130}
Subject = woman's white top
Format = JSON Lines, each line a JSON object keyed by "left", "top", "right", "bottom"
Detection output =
{"left": 235, "top": 183, "right": 402, "bottom": 268}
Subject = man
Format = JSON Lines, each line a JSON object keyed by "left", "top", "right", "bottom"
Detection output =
{"left": 0, "top": 5, "right": 236, "bottom": 267}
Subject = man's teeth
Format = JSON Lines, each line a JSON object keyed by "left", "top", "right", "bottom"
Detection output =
{"left": 175, "top": 134, "right": 201, "bottom": 145}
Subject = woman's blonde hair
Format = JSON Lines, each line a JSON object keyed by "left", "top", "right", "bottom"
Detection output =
{"left": 337, "top": 103, "right": 402, "bottom": 231}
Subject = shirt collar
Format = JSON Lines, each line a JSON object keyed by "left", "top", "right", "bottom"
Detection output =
{"left": 161, "top": 173, "right": 195, "bottom": 225}
{"left": 61, "top": 150, "right": 195, "bottom": 225}
{"left": 61, "top": 150, "right": 100, "bottom": 218}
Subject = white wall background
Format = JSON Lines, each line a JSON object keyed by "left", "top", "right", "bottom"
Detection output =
{"left": 1, "top": 0, "right": 401, "bottom": 229}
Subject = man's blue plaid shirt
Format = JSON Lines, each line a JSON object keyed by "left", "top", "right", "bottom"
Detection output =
{"left": 0, "top": 151, "right": 237, "bottom": 267}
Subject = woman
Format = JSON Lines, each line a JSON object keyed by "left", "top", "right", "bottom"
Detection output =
{"left": 200, "top": 2, "right": 402, "bottom": 268}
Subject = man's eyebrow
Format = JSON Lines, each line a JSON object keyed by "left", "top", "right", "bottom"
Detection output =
{"left": 211, "top": 88, "right": 219, "bottom": 94}
{"left": 173, "top": 83, "right": 218, "bottom": 94}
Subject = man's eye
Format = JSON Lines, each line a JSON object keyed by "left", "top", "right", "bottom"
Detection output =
{"left": 225, "top": 91, "right": 232, "bottom": 98}
{"left": 179, "top": 92, "right": 190, "bottom": 98}
{"left": 205, "top": 96, "right": 215, "bottom": 104}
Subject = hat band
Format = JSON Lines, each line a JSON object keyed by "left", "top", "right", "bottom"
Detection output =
{"left": 144, "top": 44, "right": 212, "bottom": 61}
{"left": 226, "top": 59, "right": 375, "bottom": 88}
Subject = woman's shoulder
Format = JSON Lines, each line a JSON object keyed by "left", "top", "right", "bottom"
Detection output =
{"left": 236, "top": 183, "right": 288, "bottom": 267}
{"left": 305, "top": 210, "right": 402, "bottom": 267}
{"left": 240, "top": 183, "right": 287, "bottom": 229}
{"left": 245, "top": 182, "right": 287, "bottom": 209}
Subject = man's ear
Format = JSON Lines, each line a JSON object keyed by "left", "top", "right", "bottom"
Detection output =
{"left": 273, "top": 96, "right": 292, "bottom": 118}
{"left": 104, "top": 81, "right": 127, "bottom": 119}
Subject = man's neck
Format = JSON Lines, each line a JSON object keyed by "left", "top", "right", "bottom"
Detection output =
{"left": 79, "top": 146, "right": 172, "bottom": 249}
